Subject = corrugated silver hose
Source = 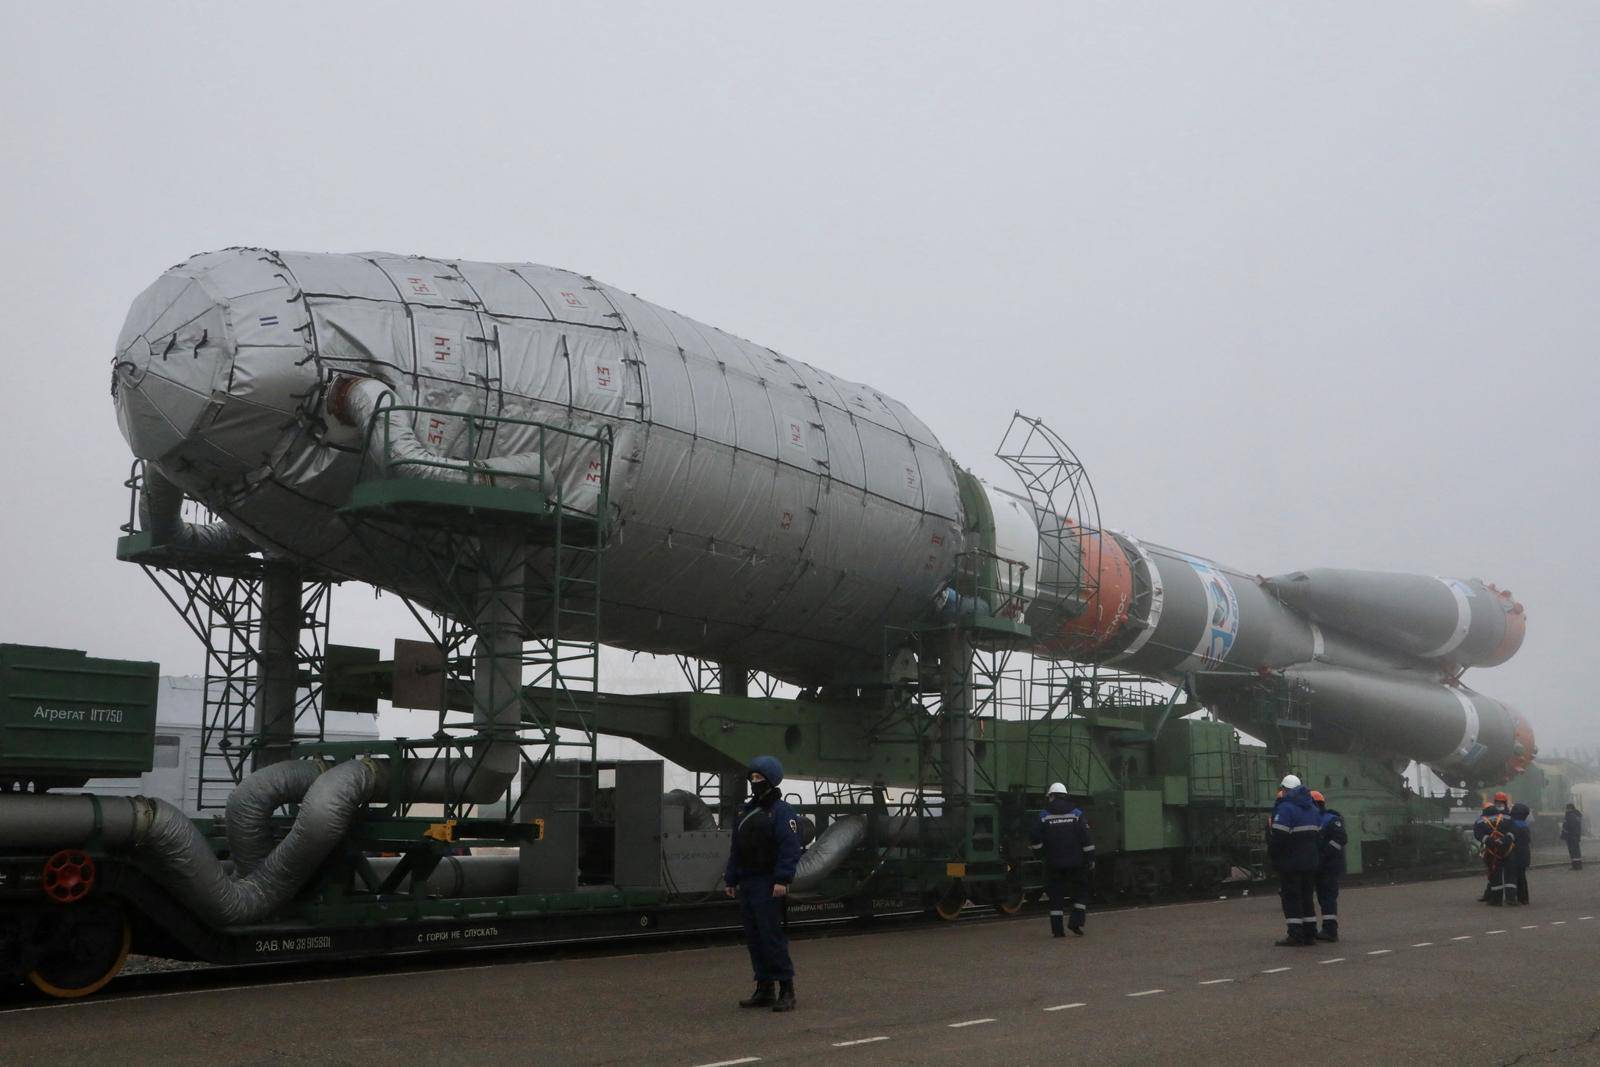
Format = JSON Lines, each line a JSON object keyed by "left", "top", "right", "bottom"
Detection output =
{"left": 225, "top": 758, "right": 325, "bottom": 876}
{"left": 788, "top": 815, "right": 934, "bottom": 898}
{"left": 330, "top": 375, "right": 547, "bottom": 487}
{"left": 329, "top": 375, "right": 466, "bottom": 483}
{"left": 663, "top": 789, "right": 718, "bottom": 831}
{"left": 0, "top": 759, "right": 382, "bottom": 927}
{"left": 139, "top": 466, "right": 254, "bottom": 554}
{"left": 137, "top": 757, "right": 382, "bottom": 925}
{"left": 789, "top": 815, "right": 868, "bottom": 896}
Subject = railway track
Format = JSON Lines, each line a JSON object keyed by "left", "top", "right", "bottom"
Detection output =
{"left": 6, "top": 853, "right": 1552, "bottom": 1013}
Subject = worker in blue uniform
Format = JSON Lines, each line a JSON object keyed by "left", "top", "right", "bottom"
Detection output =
{"left": 724, "top": 755, "right": 803, "bottom": 1012}
{"left": 1508, "top": 801, "right": 1533, "bottom": 905}
{"left": 1310, "top": 789, "right": 1347, "bottom": 942}
{"left": 1267, "top": 774, "right": 1321, "bottom": 945}
{"left": 1029, "top": 782, "right": 1096, "bottom": 937}
{"left": 1560, "top": 804, "right": 1583, "bottom": 870}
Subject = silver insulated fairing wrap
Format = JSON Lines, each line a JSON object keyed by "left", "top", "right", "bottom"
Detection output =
{"left": 112, "top": 249, "right": 963, "bottom": 683}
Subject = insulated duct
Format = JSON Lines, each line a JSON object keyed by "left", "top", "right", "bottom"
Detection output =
{"left": 0, "top": 793, "right": 155, "bottom": 850}
{"left": 402, "top": 533, "right": 525, "bottom": 805}
{"left": 789, "top": 815, "right": 867, "bottom": 895}
{"left": 0, "top": 758, "right": 381, "bottom": 926}
{"left": 662, "top": 789, "right": 718, "bottom": 831}
{"left": 137, "top": 467, "right": 253, "bottom": 555}
{"left": 327, "top": 375, "right": 546, "bottom": 486}
{"left": 366, "top": 855, "right": 521, "bottom": 899}
{"left": 788, "top": 814, "right": 935, "bottom": 897}
{"left": 224, "top": 758, "right": 324, "bottom": 875}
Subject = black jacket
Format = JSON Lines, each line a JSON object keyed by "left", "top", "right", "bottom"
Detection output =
{"left": 1030, "top": 796, "right": 1095, "bottom": 869}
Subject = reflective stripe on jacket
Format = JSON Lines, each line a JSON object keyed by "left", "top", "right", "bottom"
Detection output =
{"left": 1267, "top": 786, "right": 1321, "bottom": 873}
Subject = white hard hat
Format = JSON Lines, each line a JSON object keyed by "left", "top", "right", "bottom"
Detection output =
{"left": 1280, "top": 774, "right": 1302, "bottom": 790}
{"left": 1047, "top": 782, "right": 1068, "bottom": 796}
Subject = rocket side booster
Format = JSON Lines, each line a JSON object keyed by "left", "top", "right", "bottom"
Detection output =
{"left": 110, "top": 249, "right": 1532, "bottom": 789}
{"left": 1262, "top": 570, "right": 1526, "bottom": 668}
{"left": 983, "top": 505, "right": 1534, "bottom": 786}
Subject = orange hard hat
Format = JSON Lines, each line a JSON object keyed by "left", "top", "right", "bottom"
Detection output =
{"left": 1494, "top": 791, "right": 1510, "bottom": 803}
{"left": 1310, "top": 790, "right": 1325, "bottom": 803}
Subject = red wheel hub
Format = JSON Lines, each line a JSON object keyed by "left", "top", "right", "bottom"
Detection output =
{"left": 42, "top": 850, "right": 96, "bottom": 904}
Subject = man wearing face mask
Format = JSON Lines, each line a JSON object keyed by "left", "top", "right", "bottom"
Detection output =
{"left": 724, "top": 755, "right": 803, "bottom": 1012}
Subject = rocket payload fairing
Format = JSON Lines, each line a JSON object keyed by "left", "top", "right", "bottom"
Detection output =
{"left": 110, "top": 249, "right": 1533, "bottom": 786}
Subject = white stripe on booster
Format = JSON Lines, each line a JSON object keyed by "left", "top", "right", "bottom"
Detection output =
{"left": 1449, "top": 688, "right": 1481, "bottom": 764}
{"left": 1421, "top": 576, "right": 1473, "bottom": 659}
{"left": 1110, "top": 535, "right": 1164, "bottom": 662}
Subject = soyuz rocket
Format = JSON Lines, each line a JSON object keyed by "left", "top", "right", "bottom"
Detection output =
{"left": 111, "top": 249, "right": 1533, "bottom": 787}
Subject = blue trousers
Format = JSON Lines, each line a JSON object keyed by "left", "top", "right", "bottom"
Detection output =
{"left": 1315, "top": 870, "right": 1339, "bottom": 931}
{"left": 738, "top": 877, "right": 793, "bottom": 982}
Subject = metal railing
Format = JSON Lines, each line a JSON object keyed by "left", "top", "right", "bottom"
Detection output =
{"left": 356, "top": 396, "right": 614, "bottom": 516}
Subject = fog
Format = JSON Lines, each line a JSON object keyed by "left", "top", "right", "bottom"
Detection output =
{"left": 2, "top": 2, "right": 1595, "bottom": 751}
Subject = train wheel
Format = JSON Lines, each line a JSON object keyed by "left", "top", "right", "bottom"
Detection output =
{"left": 995, "top": 879, "right": 1026, "bottom": 916}
{"left": 25, "top": 903, "right": 131, "bottom": 999}
{"left": 932, "top": 880, "right": 966, "bottom": 921}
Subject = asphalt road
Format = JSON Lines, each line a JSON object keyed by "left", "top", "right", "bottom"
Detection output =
{"left": 4, "top": 868, "right": 1597, "bottom": 1066}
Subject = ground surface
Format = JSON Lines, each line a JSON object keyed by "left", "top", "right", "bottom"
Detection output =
{"left": 4, "top": 866, "right": 1597, "bottom": 1066}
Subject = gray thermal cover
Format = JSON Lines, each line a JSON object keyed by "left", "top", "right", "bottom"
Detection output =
{"left": 112, "top": 250, "right": 962, "bottom": 682}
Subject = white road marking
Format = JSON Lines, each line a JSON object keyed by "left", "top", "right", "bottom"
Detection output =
{"left": 832, "top": 1037, "right": 889, "bottom": 1048}
{"left": 1044, "top": 1003, "right": 1086, "bottom": 1012}
{"left": 1411, "top": 942, "right": 1433, "bottom": 948}
{"left": 1521, "top": 925, "right": 1539, "bottom": 930}
{"left": 949, "top": 1018, "right": 995, "bottom": 1028}
{"left": 1199, "top": 978, "right": 1235, "bottom": 985}
{"left": 691, "top": 1059, "right": 760, "bottom": 1067}
{"left": 1553, "top": 921, "right": 1568, "bottom": 926}
{"left": 1126, "top": 989, "right": 1165, "bottom": 997}
{"left": 1318, "top": 958, "right": 1345, "bottom": 965}
{"left": 1580, "top": 916, "right": 1593, "bottom": 921}
{"left": 1487, "top": 930, "right": 1507, "bottom": 935}
{"left": 1261, "top": 966, "right": 1292, "bottom": 974}
{"left": 1367, "top": 950, "right": 1392, "bottom": 956}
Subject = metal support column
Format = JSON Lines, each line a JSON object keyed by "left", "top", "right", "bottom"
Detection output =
{"left": 475, "top": 531, "right": 527, "bottom": 790}
{"left": 718, "top": 661, "right": 749, "bottom": 827}
{"left": 939, "top": 630, "right": 974, "bottom": 809}
{"left": 253, "top": 563, "right": 301, "bottom": 769}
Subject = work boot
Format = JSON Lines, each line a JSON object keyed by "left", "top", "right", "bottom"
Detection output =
{"left": 739, "top": 982, "right": 775, "bottom": 1008}
{"left": 1050, "top": 913, "right": 1065, "bottom": 938}
{"left": 1316, "top": 925, "right": 1338, "bottom": 942}
{"left": 1274, "top": 927, "right": 1303, "bottom": 947}
{"left": 772, "top": 980, "right": 796, "bottom": 1013}
{"left": 1068, "top": 921, "right": 1084, "bottom": 937}
{"left": 1575, "top": 860, "right": 1584, "bottom": 871}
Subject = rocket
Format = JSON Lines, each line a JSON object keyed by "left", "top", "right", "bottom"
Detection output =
{"left": 110, "top": 249, "right": 1532, "bottom": 787}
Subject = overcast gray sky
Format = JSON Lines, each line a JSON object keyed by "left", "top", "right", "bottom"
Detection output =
{"left": 2, "top": 2, "right": 1595, "bottom": 752}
